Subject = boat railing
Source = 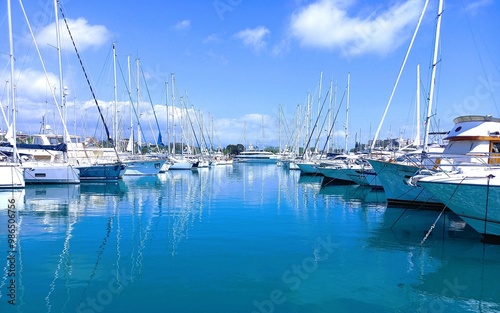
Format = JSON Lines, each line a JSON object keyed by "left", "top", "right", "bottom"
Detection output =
{"left": 399, "top": 152, "right": 500, "bottom": 172}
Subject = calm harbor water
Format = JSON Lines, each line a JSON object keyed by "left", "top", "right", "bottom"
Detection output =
{"left": 1, "top": 163, "right": 499, "bottom": 313}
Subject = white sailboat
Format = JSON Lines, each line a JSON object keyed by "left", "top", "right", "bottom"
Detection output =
{"left": 368, "top": 0, "right": 446, "bottom": 207}
{"left": 11, "top": 0, "right": 80, "bottom": 184}
{"left": 118, "top": 55, "right": 165, "bottom": 176}
{"left": 316, "top": 154, "right": 358, "bottom": 185}
{"left": 0, "top": 0, "right": 26, "bottom": 189}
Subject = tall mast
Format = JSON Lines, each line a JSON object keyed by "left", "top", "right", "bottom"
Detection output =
{"left": 54, "top": 0, "right": 64, "bottom": 129}
{"left": 165, "top": 81, "right": 169, "bottom": 154}
{"left": 7, "top": 0, "right": 17, "bottom": 163}
{"left": 54, "top": 0, "right": 69, "bottom": 163}
{"left": 333, "top": 82, "right": 337, "bottom": 150}
{"left": 422, "top": 0, "right": 443, "bottom": 151}
{"left": 135, "top": 58, "right": 141, "bottom": 150}
{"left": 171, "top": 73, "right": 176, "bottom": 155}
{"left": 318, "top": 71, "right": 323, "bottom": 119}
{"left": 127, "top": 55, "right": 134, "bottom": 155}
{"left": 278, "top": 105, "right": 282, "bottom": 154}
{"left": 327, "top": 79, "right": 333, "bottom": 153}
{"left": 113, "top": 43, "right": 118, "bottom": 146}
{"left": 369, "top": 0, "right": 430, "bottom": 151}
{"left": 345, "top": 72, "right": 350, "bottom": 153}
{"left": 414, "top": 64, "right": 421, "bottom": 147}
{"left": 305, "top": 92, "right": 311, "bottom": 151}
{"left": 317, "top": 71, "right": 323, "bottom": 153}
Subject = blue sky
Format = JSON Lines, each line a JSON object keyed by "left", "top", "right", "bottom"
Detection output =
{"left": 1, "top": 0, "right": 499, "bottom": 151}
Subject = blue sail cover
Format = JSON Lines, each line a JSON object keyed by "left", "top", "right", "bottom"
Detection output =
{"left": 157, "top": 133, "right": 164, "bottom": 146}
{"left": 1, "top": 142, "right": 68, "bottom": 152}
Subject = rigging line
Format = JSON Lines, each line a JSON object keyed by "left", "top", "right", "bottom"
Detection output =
{"left": 57, "top": 2, "right": 116, "bottom": 153}
{"left": 302, "top": 89, "right": 330, "bottom": 159}
{"left": 116, "top": 59, "right": 149, "bottom": 153}
{"left": 93, "top": 44, "right": 114, "bottom": 98}
{"left": 320, "top": 89, "right": 346, "bottom": 157}
{"left": 420, "top": 176, "right": 467, "bottom": 245}
{"left": 17, "top": 0, "right": 70, "bottom": 146}
{"left": 194, "top": 109, "right": 211, "bottom": 155}
{"left": 461, "top": 0, "right": 499, "bottom": 116}
{"left": 201, "top": 120, "right": 213, "bottom": 152}
{"left": 371, "top": 0, "right": 430, "bottom": 151}
{"left": 182, "top": 100, "right": 202, "bottom": 155}
{"left": 139, "top": 64, "right": 163, "bottom": 147}
{"left": 313, "top": 95, "right": 331, "bottom": 152}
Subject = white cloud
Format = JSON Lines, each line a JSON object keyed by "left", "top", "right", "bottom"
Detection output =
{"left": 462, "top": 0, "right": 493, "bottom": 14}
{"left": 203, "top": 34, "right": 220, "bottom": 44}
{"left": 35, "top": 18, "right": 110, "bottom": 51}
{"left": 8, "top": 69, "right": 59, "bottom": 102}
{"left": 289, "top": 0, "right": 424, "bottom": 57}
{"left": 174, "top": 20, "right": 191, "bottom": 31}
{"left": 234, "top": 26, "right": 270, "bottom": 53}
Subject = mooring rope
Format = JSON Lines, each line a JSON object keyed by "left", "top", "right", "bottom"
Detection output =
{"left": 420, "top": 176, "right": 467, "bottom": 245}
{"left": 484, "top": 174, "right": 495, "bottom": 234}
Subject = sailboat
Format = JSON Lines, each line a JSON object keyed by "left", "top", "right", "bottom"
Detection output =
{"left": 315, "top": 73, "right": 364, "bottom": 185}
{"left": 17, "top": 1, "right": 130, "bottom": 183}
{"left": 370, "top": 0, "right": 500, "bottom": 213}
{"left": 5, "top": 0, "right": 80, "bottom": 184}
{"left": 53, "top": 6, "right": 126, "bottom": 181}
{"left": 118, "top": 56, "right": 165, "bottom": 175}
{"left": 367, "top": 0, "right": 447, "bottom": 207}
{"left": 165, "top": 74, "right": 194, "bottom": 170}
{"left": 0, "top": 0, "right": 25, "bottom": 188}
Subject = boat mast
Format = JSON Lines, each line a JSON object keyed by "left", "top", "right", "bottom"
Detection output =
{"left": 261, "top": 115, "right": 265, "bottom": 150}
{"left": 165, "top": 80, "right": 169, "bottom": 154}
{"left": 54, "top": 0, "right": 69, "bottom": 162}
{"left": 7, "top": 0, "right": 18, "bottom": 163}
{"left": 327, "top": 79, "right": 333, "bottom": 153}
{"left": 113, "top": 43, "right": 118, "bottom": 147}
{"left": 127, "top": 55, "right": 134, "bottom": 155}
{"left": 345, "top": 72, "right": 350, "bottom": 153}
{"left": 136, "top": 58, "right": 141, "bottom": 151}
{"left": 305, "top": 92, "right": 311, "bottom": 156}
{"left": 54, "top": 0, "right": 64, "bottom": 123}
{"left": 422, "top": 0, "right": 443, "bottom": 151}
{"left": 369, "top": 0, "right": 430, "bottom": 151}
{"left": 317, "top": 72, "right": 323, "bottom": 152}
{"left": 278, "top": 105, "right": 282, "bottom": 154}
{"left": 414, "top": 64, "right": 421, "bottom": 147}
{"left": 171, "top": 73, "right": 176, "bottom": 155}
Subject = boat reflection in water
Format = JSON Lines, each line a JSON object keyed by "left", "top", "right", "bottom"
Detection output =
{"left": 319, "top": 184, "right": 387, "bottom": 209}
{"left": 23, "top": 184, "right": 81, "bottom": 224}
{"left": 80, "top": 181, "right": 128, "bottom": 196}
{"left": 365, "top": 205, "right": 499, "bottom": 312}
{"left": 1, "top": 164, "right": 500, "bottom": 313}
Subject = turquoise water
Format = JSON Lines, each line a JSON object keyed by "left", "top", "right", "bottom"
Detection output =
{"left": 1, "top": 163, "right": 499, "bottom": 313}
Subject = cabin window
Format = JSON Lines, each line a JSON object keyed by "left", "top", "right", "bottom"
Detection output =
{"left": 492, "top": 142, "right": 500, "bottom": 153}
{"left": 34, "top": 173, "right": 46, "bottom": 177}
